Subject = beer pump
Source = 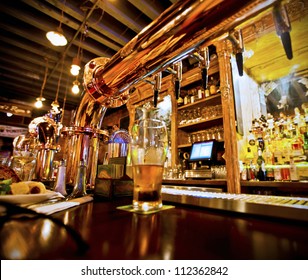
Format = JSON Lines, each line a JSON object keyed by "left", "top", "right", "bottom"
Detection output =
{"left": 153, "top": 72, "right": 162, "bottom": 108}
{"left": 192, "top": 47, "right": 210, "bottom": 89}
{"left": 273, "top": 3, "right": 293, "bottom": 60}
{"left": 228, "top": 30, "right": 244, "bottom": 76}
{"left": 173, "top": 61, "right": 183, "bottom": 100}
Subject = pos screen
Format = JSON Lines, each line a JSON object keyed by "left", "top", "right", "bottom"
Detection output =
{"left": 189, "top": 140, "right": 216, "bottom": 162}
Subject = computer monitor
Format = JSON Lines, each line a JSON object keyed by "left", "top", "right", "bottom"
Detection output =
{"left": 189, "top": 140, "right": 217, "bottom": 163}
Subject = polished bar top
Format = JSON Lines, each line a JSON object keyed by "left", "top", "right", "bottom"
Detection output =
{"left": 1, "top": 197, "right": 308, "bottom": 260}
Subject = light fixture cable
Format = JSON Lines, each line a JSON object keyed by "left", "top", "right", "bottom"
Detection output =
{"left": 35, "top": 57, "right": 49, "bottom": 108}
{"left": 60, "top": 73, "right": 70, "bottom": 124}
{"left": 40, "top": 57, "right": 49, "bottom": 99}
{"left": 51, "top": 55, "right": 65, "bottom": 112}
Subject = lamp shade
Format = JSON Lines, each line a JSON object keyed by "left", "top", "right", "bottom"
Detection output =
{"left": 46, "top": 27, "right": 67, "bottom": 46}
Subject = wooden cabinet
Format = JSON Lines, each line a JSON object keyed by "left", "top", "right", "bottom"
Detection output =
{"left": 175, "top": 57, "right": 225, "bottom": 161}
{"left": 177, "top": 94, "right": 223, "bottom": 148}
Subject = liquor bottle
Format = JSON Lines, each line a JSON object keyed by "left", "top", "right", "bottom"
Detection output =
{"left": 266, "top": 165, "right": 274, "bottom": 181}
{"left": 177, "top": 93, "right": 184, "bottom": 106}
{"left": 245, "top": 147, "right": 254, "bottom": 163}
{"left": 273, "top": 144, "right": 283, "bottom": 165}
{"left": 184, "top": 91, "right": 190, "bottom": 105}
{"left": 241, "top": 162, "right": 247, "bottom": 181}
{"left": 248, "top": 160, "right": 256, "bottom": 181}
{"left": 264, "top": 145, "right": 274, "bottom": 165}
{"left": 209, "top": 77, "right": 217, "bottom": 95}
{"left": 197, "top": 87, "right": 203, "bottom": 100}
{"left": 291, "top": 125, "right": 304, "bottom": 157}
{"left": 256, "top": 148, "right": 266, "bottom": 181}
{"left": 289, "top": 156, "right": 299, "bottom": 181}
{"left": 247, "top": 130, "right": 256, "bottom": 147}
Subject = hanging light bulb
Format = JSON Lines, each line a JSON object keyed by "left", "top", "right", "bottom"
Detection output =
{"left": 46, "top": 27, "right": 67, "bottom": 46}
{"left": 70, "top": 57, "right": 81, "bottom": 76}
{"left": 72, "top": 80, "right": 80, "bottom": 94}
{"left": 35, "top": 97, "right": 46, "bottom": 108}
{"left": 46, "top": 1, "right": 67, "bottom": 46}
{"left": 6, "top": 112, "right": 13, "bottom": 117}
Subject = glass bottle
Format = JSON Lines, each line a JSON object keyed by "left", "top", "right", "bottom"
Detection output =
{"left": 241, "top": 162, "right": 247, "bottom": 181}
{"left": 209, "top": 76, "right": 217, "bottom": 95}
{"left": 247, "top": 130, "right": 256, "bottom": 147}
{"left": 256, "top": 148, "right": 266, "bottom": 181}
{"left": 177, "top": 95, "right": 184, "bottom": 107}
{"left": 289, "top": 156, "right": 299, "bottom": 181}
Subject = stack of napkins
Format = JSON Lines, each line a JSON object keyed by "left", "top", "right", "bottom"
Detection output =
{"left": 29, "top": 196, "right": 93, "bottom": 215}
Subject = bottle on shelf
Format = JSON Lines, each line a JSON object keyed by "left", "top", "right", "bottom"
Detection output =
{"left": 256, "top": 147, "right": 266, "bottom": 181}
{"left": 183, "top": 91, "right": 190, "bottom": 105}
{"left": 241, "top": 162, "right": 247, "bottom": 181}
{"left": 248, "top": 160, "right": 256, "bottom": 181}
{"left": 197, "top": 87, "right": 203, "bottom": 100}
{"left": 209, "top": 76, "right": 217, "bottom": 95}
{"left": 289, "top": 156, "right": 299, "bottom": 181}
{"left": 177, "top": 93, "right": 184, "bottom": 106}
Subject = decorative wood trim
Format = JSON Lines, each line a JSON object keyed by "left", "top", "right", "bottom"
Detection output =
{"left": 215, "top": 39, "right": 241, "bottom": 194}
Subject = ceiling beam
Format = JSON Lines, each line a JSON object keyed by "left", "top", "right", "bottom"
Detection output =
{"left": 92, "top": 0, "right": 147, "bottom": 33}
{"left": 22, "top": 0, "right": 124, "bottom": 52}
{"left": 43, "top": 0, "right": 131, "bottom": 47}
{"left": 128, "top": 0, "right": 161, "bottom": 20}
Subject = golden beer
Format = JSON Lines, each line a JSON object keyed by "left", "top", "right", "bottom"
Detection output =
{"left": 132, "top": 164, "right": 164, "bottom": 211}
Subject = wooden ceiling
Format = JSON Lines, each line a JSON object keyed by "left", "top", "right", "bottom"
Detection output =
{"left": 0, "top": 0, "right": 176, "bottom": 117}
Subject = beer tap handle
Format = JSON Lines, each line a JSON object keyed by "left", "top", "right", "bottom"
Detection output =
{"left": 173, "top": 61, "right": 182, "bottom": 100}
{"left": 273, "top": 3, "right": 292, "bottom": 60}
{"left": 199, "top": 47, "right": 210, "bottom": 89}
{"left": 228, "top": 30, "right": 244, "bottom": 76}
{"left": 201, "top": 68, "right": 208, "bottom": 90}
{"left": 175, "top": 80, "right": 180, "bottom": 100}
{"left": 235, "top": 52, "right": 243, "bottom": 77}
{"left": 153, "top": 72, "right": 162, "bottom": 108}
{"left": 153, "top": 90, "right": 159, "bottom": 108}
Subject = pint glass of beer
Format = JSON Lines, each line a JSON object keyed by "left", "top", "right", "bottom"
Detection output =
{"left": 130, "top": 118, "right": 168, "bottom": 212}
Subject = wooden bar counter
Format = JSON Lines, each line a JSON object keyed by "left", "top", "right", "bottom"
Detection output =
{"left": 1, "top": 195, "right": 307, "bottom": 260}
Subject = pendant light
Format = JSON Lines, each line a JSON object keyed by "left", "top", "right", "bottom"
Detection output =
{"left": 72, "top": 78, "right": 80, "bottom": 94}
{"left": 70, "top": 29, "right": 85, "bottom": 76}
{"left": 46, "top": 1, "right": 67, "bottom": 46}
{"left": 35, "top": 58, "right": 48, "bottom": 109}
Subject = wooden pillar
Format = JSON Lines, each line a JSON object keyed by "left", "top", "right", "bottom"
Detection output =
{"left": 168, "top": 84, "right": 179, "bottom": 168}
{"left": 215, "top": 39, "right": 241, "bottom": 193}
